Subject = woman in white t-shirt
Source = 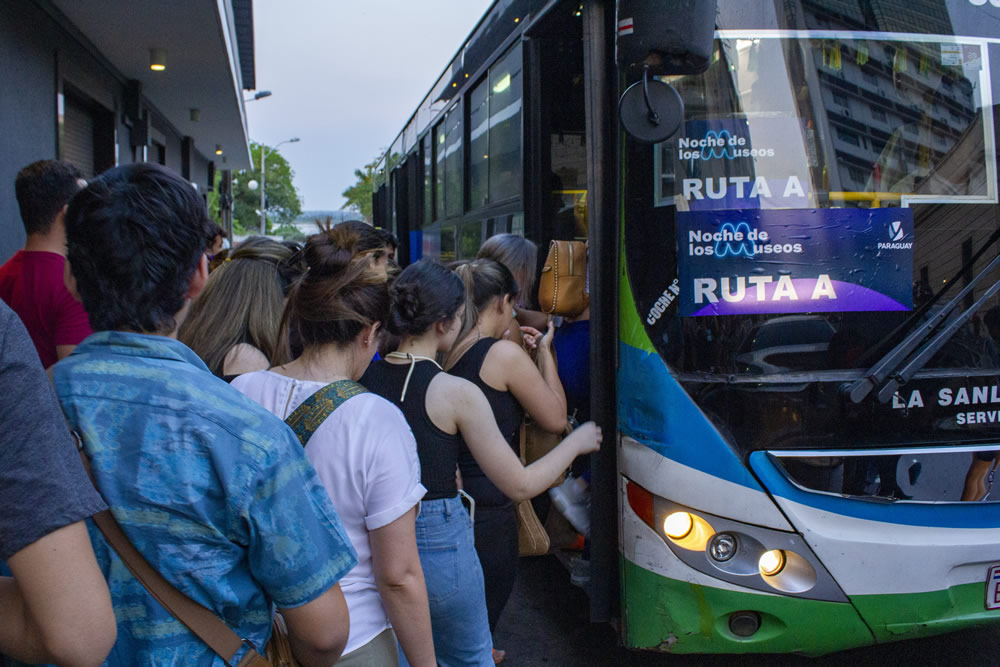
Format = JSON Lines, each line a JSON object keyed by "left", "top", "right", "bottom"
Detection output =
{"left": 233, "top": 225, "right": 434, "bottom": 667}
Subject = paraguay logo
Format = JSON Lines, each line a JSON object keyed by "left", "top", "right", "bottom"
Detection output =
{"left": 878, "top": 220, "right": 913, "bottom": 250}
{"left": 889, "top": 220, "right": 904, "bottom": 242}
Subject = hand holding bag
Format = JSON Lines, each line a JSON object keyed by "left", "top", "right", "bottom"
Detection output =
{"left": 538, "top": 240, "right": 589, "bottom": 316}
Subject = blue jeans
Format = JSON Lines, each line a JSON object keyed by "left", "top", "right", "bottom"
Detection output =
{"left": 400, "top": 495, "right": 493, "bottom": 667}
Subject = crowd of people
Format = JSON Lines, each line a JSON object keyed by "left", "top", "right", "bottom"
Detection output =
{"left": 0, "top": 160, "right": 599, "bottom": 667}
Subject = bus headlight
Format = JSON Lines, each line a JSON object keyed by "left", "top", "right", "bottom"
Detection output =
{"left": 758, "top": 549, "right": 787, "bottom": 576}
{"left": 662, "top": 511, "right": 715, "bottom": 551}
{"left": 663, "top": 512, "right": 693, "bottom": 539}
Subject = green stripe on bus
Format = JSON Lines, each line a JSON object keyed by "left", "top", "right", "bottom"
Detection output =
{"left": 618, "top": 258, "right": 656, "bottom": 353}
{"left": 850, "top": 582, "right": 1000, "bottom": 643}
{"left": 621, "top": 558, "right": 873, "bottom": 656}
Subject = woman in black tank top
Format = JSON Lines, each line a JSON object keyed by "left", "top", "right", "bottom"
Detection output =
{"left": 445, "top": 259, "right": 569, "bottom": 647}
{"left": 361, "top": 260, "right": 601, "bottom": 667}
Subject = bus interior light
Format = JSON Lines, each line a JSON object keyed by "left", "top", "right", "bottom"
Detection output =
{"left": 759, "top": 549, "right": 787, "bottom": 576}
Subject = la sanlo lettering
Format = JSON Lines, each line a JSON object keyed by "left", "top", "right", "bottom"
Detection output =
{"left": 890, "top": 386, "right": 1000, "bottom": 425}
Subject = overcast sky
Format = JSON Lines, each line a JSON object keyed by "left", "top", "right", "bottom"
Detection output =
{"left": 246, "top": 1, "right": 492, "bottom": 212}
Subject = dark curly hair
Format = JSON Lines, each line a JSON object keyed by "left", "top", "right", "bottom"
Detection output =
{"left": 64, "top": 163, "right": 215, "bottom": 333}
{"left": 386, "top": 259, "right": 465, "bottom": 337}
{"left": 15, "top": 160, "right": 83, "bottom": 235}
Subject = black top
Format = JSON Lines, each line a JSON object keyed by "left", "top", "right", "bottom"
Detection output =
{"left": 361, "top": 358, "right": 461, "bottom": 501}
{"left": 449, "top": 337, "right": 524, "bottom": 480}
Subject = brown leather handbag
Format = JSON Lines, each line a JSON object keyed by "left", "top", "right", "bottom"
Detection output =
{"left": 538, "top": 239, "right": 589, "bottom": 316}
{"left": 516, "top": 421, "right": 551, "bottom": 557}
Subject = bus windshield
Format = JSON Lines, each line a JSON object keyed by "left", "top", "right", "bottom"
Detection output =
{"left": 627, "top": 2, "right": 1000, "bottom": 382}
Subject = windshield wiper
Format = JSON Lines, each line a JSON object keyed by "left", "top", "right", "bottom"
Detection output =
{"left": 845, "top": 251, "right": 1000, "bottom": 404}
{"left": 875, "top": 278, "right": 1000, "bottom": 402}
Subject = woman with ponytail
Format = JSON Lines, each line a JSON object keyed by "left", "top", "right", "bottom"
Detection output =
{"left": 360, "top": 259, "right": 601, "bottom": 667}
{"left": 442, "top": 259, "right": 568, "bottom": 658}
{"left": 232, "top": 227, "right": 435, "bottom": 667}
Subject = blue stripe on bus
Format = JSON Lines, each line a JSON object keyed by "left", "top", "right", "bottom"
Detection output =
{"left": 749, "top": 451, "right": 1000, "bottom": 529}
{"left": 618, "top": 341, "right": 762, "bottom": 490}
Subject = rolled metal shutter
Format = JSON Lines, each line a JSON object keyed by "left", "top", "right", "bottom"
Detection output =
{"left": 63, "top": 95, "right": 94, "bottom": 178}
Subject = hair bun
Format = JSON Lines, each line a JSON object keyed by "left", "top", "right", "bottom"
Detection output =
{"left": 391, "top": 282, "right": 422, "bottom": 323}
{"left": 303, "top": 228, "right": 359, "bottom": 278}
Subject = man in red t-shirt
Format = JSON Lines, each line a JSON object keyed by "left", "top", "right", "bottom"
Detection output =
{"left": 0, "top": 160, "right": 91, "bottom": 368}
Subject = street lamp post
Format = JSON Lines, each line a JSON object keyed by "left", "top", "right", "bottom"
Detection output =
{"left": 258, "top": 137, "right": 300, "bottom": 235}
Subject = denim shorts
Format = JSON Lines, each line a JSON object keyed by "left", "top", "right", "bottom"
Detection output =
{"left": 401, "top": 494, "right": 493, "bottom": 667}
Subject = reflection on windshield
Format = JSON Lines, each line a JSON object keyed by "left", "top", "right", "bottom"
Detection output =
{"left": 649, "top": 32, "right": 997, "bottom": 377}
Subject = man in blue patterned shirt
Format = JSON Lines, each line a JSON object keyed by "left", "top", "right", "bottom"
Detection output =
{"left": 53, "top": 163, "right": 358, "bottom": 666}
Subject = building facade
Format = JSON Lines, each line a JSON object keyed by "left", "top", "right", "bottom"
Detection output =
{"left": 0, "top": 0, "right": 256, "bottom": 260}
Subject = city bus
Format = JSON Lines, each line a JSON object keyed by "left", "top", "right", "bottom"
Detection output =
{"left": 372, "top": 0, "right": 1000, "bottom": 655}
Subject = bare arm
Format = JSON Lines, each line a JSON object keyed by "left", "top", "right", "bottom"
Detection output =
{"left": 279, "top": 584, "right": 350, "bottom": 667}
{"left": 55, "top": 344, "right": 77, "bottom": 362}
{"left": 370, "top": 507, "right": 435, "bottom": 667}
{"left": 515, "top": 307, "right": 550, "bottom": 331}
{"left": 490, "top": 335, "right": 567, "bottom": 433}
{"left": 450, "top": 381, "right": 600, "bottom": 501}
{"left": 0, "top": 521, "right": 116, "bottom": 666}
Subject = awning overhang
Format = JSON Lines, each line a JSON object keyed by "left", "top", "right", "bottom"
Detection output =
{"left": 50, "top": 0, "right": 254, "bottom": 170}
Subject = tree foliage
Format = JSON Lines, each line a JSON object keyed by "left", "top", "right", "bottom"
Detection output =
{"left": 219, "top": 142, "right": 303, "bottom": 234}
{"left": 341, "top": 156, "right": 380, "bottom": 223}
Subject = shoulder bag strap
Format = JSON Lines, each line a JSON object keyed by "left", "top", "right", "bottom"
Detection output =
{"left": 284, "top": 379, "right": 368, "bottom": 446}
{"left": 73, "top": 434, "right": 265, "bottom": 666}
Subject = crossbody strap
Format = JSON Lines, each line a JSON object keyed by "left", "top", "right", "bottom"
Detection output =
{"left": 284, "top": 379, "right": 368, "bottom": 446}
{"left": 74, "top": 434, "right": 267, "bottom": 667}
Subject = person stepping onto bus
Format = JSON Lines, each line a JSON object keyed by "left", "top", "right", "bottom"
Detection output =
{"left": 477, "top": 234, "right": 549, "bottom": 334}
{"left": 234, "top": 225, "right": 436, "bottom": 667}
{"left": 54, "top": 163, "right": 358, "bottom": 665}
{"left": 444, "top": 258, "right": 571, "bottom": 658}
{"left": 361, "top": 259, "right": 601, "bottom": 667}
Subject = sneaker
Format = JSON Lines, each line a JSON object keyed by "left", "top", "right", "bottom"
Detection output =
{"left": 570, "top": 557, "right": 591, "bottom": 589}
{"left": 550, "top": 479, "right": 590, "bottom": 537}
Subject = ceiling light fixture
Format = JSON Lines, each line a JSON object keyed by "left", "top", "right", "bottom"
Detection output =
{"left": 149, "top": 48, "right": 167, "bottom": 71}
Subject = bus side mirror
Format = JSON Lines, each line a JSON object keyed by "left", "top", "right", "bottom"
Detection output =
{"left": 616, "top": 1, "right": 716, "bottom": 143}
{"left": 616, "top": 0, "right": 716, "bottom": 76}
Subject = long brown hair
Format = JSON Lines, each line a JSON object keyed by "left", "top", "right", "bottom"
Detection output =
{"left": 445, "top": 259, "right": 519, "bottom": 368}
{"left": 476, "top": 233, "right": 537, "bottom": 308}
{"left": 178, "top": 237, "right": 303, "bottom": 376}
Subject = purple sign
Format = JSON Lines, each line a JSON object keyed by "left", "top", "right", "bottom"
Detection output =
{"left": 677, "top": 208, "right": 914, "bottom": 317}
